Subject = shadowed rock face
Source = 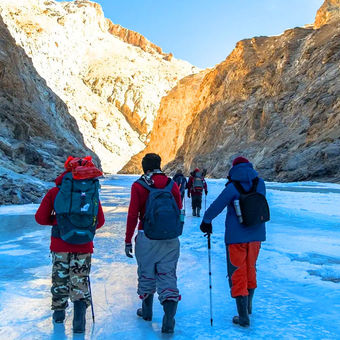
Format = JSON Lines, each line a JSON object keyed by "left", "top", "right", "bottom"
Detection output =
{"left": 122, "top": 0, "right": 340, "bottom": 182}
{"left": 0, "top": 14, "right": 99, "bottom": 204}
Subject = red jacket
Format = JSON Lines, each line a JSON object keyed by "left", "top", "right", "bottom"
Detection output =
{"left": 35, "top": 171, "right": 105, "bottom": 253}
{"left": 125, "top": 173, "right": 182, "bottom": 244}
{"left": 187, "top": 171, "right": 208, "bottom": 197}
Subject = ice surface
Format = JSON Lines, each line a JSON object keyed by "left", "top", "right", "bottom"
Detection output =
{"left": 0, "top": 175, "right": 339, "bottom": 339}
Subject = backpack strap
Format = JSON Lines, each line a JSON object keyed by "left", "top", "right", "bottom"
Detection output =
{"left": 164, "top": 179, "right": 174, "bottom": 192}
{"left": 136, "top": 178, "right": 173, "bottom": 192}
{"left": 136, "top": 178, "right": 152, "bottom": 191}
{"left": 250, "top": 177, "right": 259, "bottom": 192}
{"left": 232, "top": 181, "right": 247, "bottom": 195}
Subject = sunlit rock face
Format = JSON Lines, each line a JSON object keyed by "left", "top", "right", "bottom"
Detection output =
{"left": 314, "top": 0, "right": 340, "bottom": 29}
{"left": 123, "top": 0, "right": 340, "bottom": 182}
{"left": 0, "top": 13, "right": 98, "bottom": 204}
{"left": 119, "top": 70, "right": 210, "bottom": 174}
{"left": 0, "top": 0, "right": 198, "bottom": 174}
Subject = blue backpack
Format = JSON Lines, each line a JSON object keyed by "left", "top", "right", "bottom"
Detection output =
{"left": 137, "top": 179, "right": 182, "bottom": 240}
{"left": 54, "top": 172, "right": 100, "bottom": 244}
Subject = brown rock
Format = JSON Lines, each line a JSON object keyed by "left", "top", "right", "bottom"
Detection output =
{"left": 123, "top": 1, "right": 340, "bottom": 183}
{"left": 314, "top": 0, "right": 340, "bottom": 29}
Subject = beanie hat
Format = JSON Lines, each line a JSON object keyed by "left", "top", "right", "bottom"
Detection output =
{"left": 142, "top": 153, "right": 161, "bottom": 173}
{"left": 232, "top": 156, "right": 249, "bottom": 166}
{"left": 64, "top": 156, "right": 92, "bottom": 171}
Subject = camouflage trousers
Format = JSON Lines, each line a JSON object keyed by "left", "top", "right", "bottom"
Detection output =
{"left": 51, "top": 252, "right": 91, "bottom": 310}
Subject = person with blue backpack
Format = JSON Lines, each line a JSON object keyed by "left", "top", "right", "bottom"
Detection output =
{"left": 200, "top": 156, "right": 269, "bottom": 328}
{"left": 172, "top": 169, "right": 187, "bottom": 202}
{"left": 35, "top": 156, "right": 105, "bottom": 333}
{"left": 125, "top": 153, "right": 183, "bottom": 334}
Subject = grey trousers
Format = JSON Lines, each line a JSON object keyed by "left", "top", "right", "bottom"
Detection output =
{"left": 135, "top": 231, "right": 180, "bottom": 304}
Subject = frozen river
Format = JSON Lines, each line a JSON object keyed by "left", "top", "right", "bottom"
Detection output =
{"left": 0, "top": 175, "right": 339, "bottom": 339}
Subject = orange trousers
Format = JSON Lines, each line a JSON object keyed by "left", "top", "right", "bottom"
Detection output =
{"left": 226, "top": 241, "right": 261, "bottom": 297}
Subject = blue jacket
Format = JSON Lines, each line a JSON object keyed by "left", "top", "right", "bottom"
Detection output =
{"left": 203, "top": 162, "right": 266, "bottom": 244}
{"left": 172, "top": 174, "right": 187, "bottom": 196}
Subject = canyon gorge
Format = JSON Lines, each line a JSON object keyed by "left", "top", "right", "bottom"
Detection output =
{"left": 0, "top": 0, "right": 339, "bottom": 203}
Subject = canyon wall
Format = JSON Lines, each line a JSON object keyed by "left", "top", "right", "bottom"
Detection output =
{"left": 123, "top": 0, "right": 340, "bottom": 182}
{"left": 0, "top": 14, "right": 97, "bottom": 203}
{"left": 0, "top": 0, "right": 197, "bottom": 174}
{"left": 0, "top": 0, "right": 198, "bottom": 203}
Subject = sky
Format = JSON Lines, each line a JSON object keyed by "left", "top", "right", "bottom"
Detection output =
{"left": 59, "top": 0, "right": 324, "bottom": 69}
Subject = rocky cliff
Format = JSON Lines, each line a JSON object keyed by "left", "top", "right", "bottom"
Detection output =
{"left": 0, "top": 14, "right": 98, "bottom": 204}
{"left": 0, "top": 0, "right": 198, "bottom": 203}
{"left": 123, "top": 0, "right": 340, "bottom": 182}
{"left": 0, "top": 0, "right": 197, "bottom": 175}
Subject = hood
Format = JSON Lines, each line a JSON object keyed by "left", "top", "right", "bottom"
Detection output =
{"left": 173, "top": 173, "right": 184, "bottom": 180}
{"left": 55, "top": 171, "right": 69, "bottom": 186}
{"left": 228, "top": 162, "right": 258, "bottom": 185}
{"left": 152, "top": 173, "right": 170, "bottom": 188}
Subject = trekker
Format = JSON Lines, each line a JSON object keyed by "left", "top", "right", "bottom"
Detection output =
{"left": 200, "top": 157, "right": 269, "bottom": 327}
{"left": 172, "top": 169, "right": 187, "bottom": 202}
{"left": 187, "top": 168, "right": 208, "bottom": 217}
{"left": 35, "top": 156, "right": 105, "bottom": 333}
{"left": 125, "top": 153, "right": 182, "bottom": 334}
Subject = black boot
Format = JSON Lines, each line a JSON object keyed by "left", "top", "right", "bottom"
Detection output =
{"left": 161, "top": 300, "right": 178, "bottom": 333}
{"left": 192, "top": 209, "right": 196, "bottom": 216}
{"left": 197, "top": 209, "right": 201, "bottom": 217}
{"left": 73, "top": 300, "right": 87, "bottom": 333}
{"left": 137, "top": 294, "right": 153, "bottom": 321}
{"left": 232, "top": 296, "right": 250, "bottom": 327}
{"left": 52, "top": 310, "right": 65, "bottom": 323}
{"left": 248, "top": 289, "right": 255, "bottom": 315}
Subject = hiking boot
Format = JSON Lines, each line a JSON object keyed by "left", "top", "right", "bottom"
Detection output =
{"left": 161, "top": 300, "right": 178, "bottom": 333}
{"left": 73, "top": 300, "right": 87, "bottom": 333}
{"left": 136, "top": 294, "right": 153, "bottom": 321}
{"left": 232, "top": 296, "right": 250, "bottom": 327}
{"left": 197, "top": 209, "right": 201, "bottom": 217}
{"left": 192, "top": 209, "right": 196, "bottom": 216}
{"left": 52, "top": 310, "right": 65, "bottom": 323}
{"left": 248, "top": 288, "right": 255, "bottom": 315}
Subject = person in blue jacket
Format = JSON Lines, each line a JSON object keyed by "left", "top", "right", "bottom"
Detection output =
{"left": 200, "top": 156, "right": 266, "bottom": 327}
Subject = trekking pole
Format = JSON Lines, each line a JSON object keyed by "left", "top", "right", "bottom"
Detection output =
{"left": 88, "top": 275, "right": 95, "bottom": 323}
{"left": 206, "top": 232, "right": 213, "bottom": 326}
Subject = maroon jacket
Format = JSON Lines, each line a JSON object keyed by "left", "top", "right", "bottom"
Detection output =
{"left": 35, "top": 171, "right": 105, "bottom": 253}
{"left": 187, "top": 169, "right": 208, "bottom": 197}
{"left": 125, "top": 173, "right": 182, "bottom": 244}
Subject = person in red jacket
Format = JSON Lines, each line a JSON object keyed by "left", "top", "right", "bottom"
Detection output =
{"left": 187, "top": 168, "right": 208, "bottom": 217}
{"left": 125, "top": 153, "right": 182, "bottom": 333}
{"left": 35, "top": 157, "right": 105, "bottom": 333}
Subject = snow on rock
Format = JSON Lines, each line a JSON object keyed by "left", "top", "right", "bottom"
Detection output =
{"left": 0, "top": 0, "right": 198, "bottom": 176}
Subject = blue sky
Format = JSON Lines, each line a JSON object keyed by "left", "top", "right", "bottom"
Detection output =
{"left": 58, "top": 0, "right": 324, "bottom": 68}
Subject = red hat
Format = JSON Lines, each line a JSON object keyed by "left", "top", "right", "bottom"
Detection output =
{"left": 232, "top": 156, "right": 249, "bottom": 166}
{"left": 64, "top": 156, "right": 92, "bottom": 171}
{"left": 194, "top": 168, "right": 200, "bottom": 172}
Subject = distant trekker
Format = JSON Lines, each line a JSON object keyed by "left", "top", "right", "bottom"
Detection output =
{"left": 35, "top": 156, "right": 105, "bottom": 333}
{"left": 125, "top": 153, "right": 182, "bottom": 334}
{"left": 200, "top": 157, "right": 269, "bottom": 327}
{"left": 173, "top": 169, "right": 187, "bottom": 202}
{"left": 187, "top": 168, "right": 208, "bottom": 217}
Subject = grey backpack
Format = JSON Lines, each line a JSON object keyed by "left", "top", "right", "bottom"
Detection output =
{"left": 54, "top": 172, "right": 100, "bottom": 244}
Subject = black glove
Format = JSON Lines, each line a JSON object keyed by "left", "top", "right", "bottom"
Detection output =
{"left": 125, "top": 243, "right": 133, "bottom": 258}
{"left": 200, "top": 221, "right": 212, "bottom": 234}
